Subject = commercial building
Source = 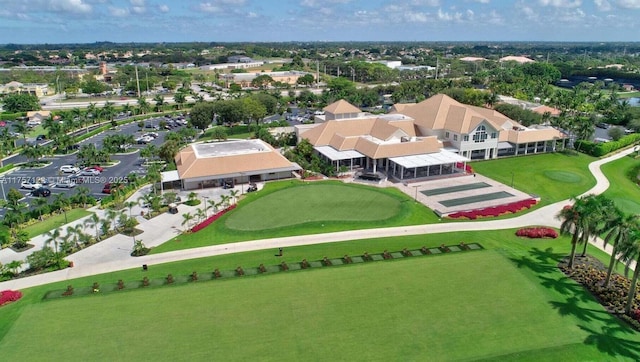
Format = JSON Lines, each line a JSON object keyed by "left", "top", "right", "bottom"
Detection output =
{"left": 171, "top": 139, "right": 301, "bottom": 190}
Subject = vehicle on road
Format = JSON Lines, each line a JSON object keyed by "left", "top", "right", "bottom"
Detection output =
{"left": 31, "top": 188, "right": 51, "bottom": 197}
{"left": 21, "top": 181, "right": 43, "bottom": 190}
{"left": 54, "top": 180, "right": 76, "bottom": 188}
{"left": 596, "top": 122, "right": 610, "bottom": 129}
{"left": 78, "top": 168, "right": 100, "bottom": 176}
{"left": 83, "top": 165, "right": 104, "bottom": 172}
{"left": 60, "top": 165, "right": 80, "bottom": 173}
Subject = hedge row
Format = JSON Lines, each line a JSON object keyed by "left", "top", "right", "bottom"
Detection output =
{"left": 576, "top": 133, "right": 640, "bottom": 157}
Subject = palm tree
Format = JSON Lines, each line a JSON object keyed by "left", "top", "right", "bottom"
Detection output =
{"left": 194, "top": 208, "right": 206, "bottom": 223}
{"left": 84, "top": 213, "right": 102, "bottom": 241}
{"left": 106, "top": 209, "right": 119, "bottom": 232}
{"left": 603, "top": 212, "right": 639, "bottom": 287}
{"left": 66, "top": 224, "right": 84, "bottom": 251}
{"left": 124, "top": 200, "right": 139, "bottom": 218}
{"left": 229, "top": 189, "right": 240, "bottom": 205}
{"left": 174, "top": 92, "right": 187, "bottom": 110}
{"left": 11, "top": 121, "right": 28, "bottom": 145}
{"left": 153, "top": 94, "right": 165, "bottom": 112}
{"left": 21, "top": 144, "right": 43, "bottom": 165}
{"left": 137, "top": 97, "right": 150, "bottom": 115}
{"left": 207, "top": 199, "right": 218, "bottom": 213}
{"left": 44, "top": 228, "right": 63, "bottom": 268}
{"left": 75, "top": 186, "right": 91, "bottom": 208}
{"left": 31, "top": 196, "right": 49, "bottom": 221}
{"left": 220, "top": 194, "right": 231, "bottom": 208}
{"left": 557, "top": 196, "right": 590, "bottom": 269}
{"left": 6, "top": 260, "right": 23, "bottom": 277}
{"left": 181, "top": 212, "right": 194, "bottom": 231}
{"left": 102, "top": 101, "right": 116, "bottom": 121}
{"left": 618, "top": 230, "right": 640, "bottom": 314}
{"left": 579, "top": 194, "right": 617, "bottom": 257}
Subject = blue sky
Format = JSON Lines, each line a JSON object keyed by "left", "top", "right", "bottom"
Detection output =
{"left": 2, "top": 0, "right": 640, "bottom": 44}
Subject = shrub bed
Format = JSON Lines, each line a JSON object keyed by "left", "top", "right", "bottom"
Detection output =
{"left": 191, "top": 205, "right": 236, "bottom": 233}
{"left": 515, "top": 227, "right": 558, "bottom": 239}
{"left": 0, "top": 290, "right": 23, "bottom": 306}
{"left": 559, "top": 255, "right": 640, "bottom": 331}
{"left": 447, "top": 199, "right": 538, "bottom": 220}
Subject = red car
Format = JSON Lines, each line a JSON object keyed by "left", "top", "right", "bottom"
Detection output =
{"left": 102, "top": 182, "right": 124, "bottom": 194}
{"left": 0, "top": 121, "right": 6, "bottom": 127}
{"left": 85, "top": 165, "right": 104, "bottom": 172}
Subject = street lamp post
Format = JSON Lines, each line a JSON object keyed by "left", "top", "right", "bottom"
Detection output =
{"left": 202, "top": 196, "right": 209, "bottom": 218}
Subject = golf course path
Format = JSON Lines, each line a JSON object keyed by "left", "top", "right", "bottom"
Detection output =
{"left": 0, "top": 147, "right": 636, "bottom": 290}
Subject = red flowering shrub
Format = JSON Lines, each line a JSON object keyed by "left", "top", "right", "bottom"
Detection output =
{"left": 447, "top": 199, "right": 539, "bottom": 220}
{"left": 191, "top": 204, "right": 237, "bottom": 233}
{"left": 515, "top": 227, "right": 558, "bottom": 239}
{"left": 633, "top": 309, "right": 640, "bottom": 323}
{"left": 0, "top": 290, "right": 23, "bottom": 306}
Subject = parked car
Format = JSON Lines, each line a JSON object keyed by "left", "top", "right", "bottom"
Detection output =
{"left": 143, "top": 132, "right": 159, "bottom": 139}
{"left": 60, "top": 164, "right": 80, "bottom": 173}
{"left": 102, "top": 182, "right": 125, "bottom": 194}
{"left": 54, "top": 180, "right": 76, "bottom": 188}
{"left": 31, "top": 188, "right": 51, "bottom": 197}
{"left": 136, "top": 136, "right": 153, "bottom": 144}
{"left": 36, "top": 134, "right": 47, "bottom": 141}
{"left": 78, "top": 168, "right": 100, "bottom": 176}
{"left": 84, "top": 165, "right": 104, "bottom": 172}
{"left": 20, "top": 180, "right": 42, "bottom": 190}
{"left": 144, "top": 124, "right": 160, "bottom": 130}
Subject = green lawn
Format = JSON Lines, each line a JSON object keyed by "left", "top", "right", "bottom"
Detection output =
{"left": 2, "top": 231, "right": 639, "bottom": 360}
{"left": 601, "top": 154, "right": 640, "bottom": 215}
{"left": 225, "top": 183, "right": 401, "bottom": 230}
{"left": 152, "top": 180, "right": 438, "bottom": 253}
{"left": 25, "top": 209, "right": 93, "bottom": 238}
{"left": 471, "top": 152, "right": 597, "bottom": 206}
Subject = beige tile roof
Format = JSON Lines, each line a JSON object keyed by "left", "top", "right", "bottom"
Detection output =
{"left": 506, "top": 127, "right": 566, "bottom": 144}
{"left": 175, "top": 141, "right": 298, "bottom": 179}
{"left": 531, "top": 105, "right": 561, "bottom": 116}
{"left": 27, "top": 110, "right": 51, "bottom": 118}
{"left": 323, "top": 99, "right": 361, "bottom": 114}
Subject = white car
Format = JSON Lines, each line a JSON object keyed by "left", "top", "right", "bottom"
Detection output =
{"left": 78, "top": 168, "right": 100, "bottom": 176}
{"left": 54, "top": 180, "right": 76, "bottom": 188}
{"left": 60, "top": 165, "right": 80, "bottom": 173}
{"left": 21, "top": 181, "right": 42, "bottom": 190}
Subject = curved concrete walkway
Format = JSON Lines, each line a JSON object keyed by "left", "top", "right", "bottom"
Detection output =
{"left": 0, "top": 147, "right": 636, "bottom": 290}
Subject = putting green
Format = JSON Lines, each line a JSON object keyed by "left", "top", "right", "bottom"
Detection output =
{"left": 225, "top": 184, "right": 401, "bottom": 231}
{"left": 543, "top": 170, "right": 582, "bottom": 183}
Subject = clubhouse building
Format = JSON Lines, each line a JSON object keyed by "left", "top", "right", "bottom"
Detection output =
{"left": 170, "top": 139, "right": 301, "bottom": 190}
{"left": 297, "top": 94, "right": 566, "bottom": 182}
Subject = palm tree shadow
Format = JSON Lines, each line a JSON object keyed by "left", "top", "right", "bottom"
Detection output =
{"left": 579, "top": 324, "right": 640, "bottom": 360}
{"left": 530, "top": 247, "right": 565, "bottom": 265}
{"left": 549, "top": 296, "right": 611, "bottom": 323}
{"left": 538, "top": 275, "right": 591, "bottom": 302}
{"left": 509, "top": 255, "right": 556, "bottom": 275}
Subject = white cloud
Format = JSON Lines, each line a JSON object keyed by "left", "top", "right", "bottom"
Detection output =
{"left": 437, "top": 8, "right": 463, "bottom": 21}
{"left": 538, "top": 0, "right": 582, "bottom": 7}
{"left": 594, "top": 0, "right": 612, "bottom": 10}
{"left": 405, "top": 11, "right": 429, "bottom": 22}
{"left": 410, "top": 0, "right": 440, "bottom": 6}
{"left": 130, "top": 0, "right": 145, "bottom": 5}
{"left": 158, "top": 4, "right": 169, "bottom": 13}
{"left": 471, "top": 0, "right": 490, "bottom": 3}
{"left": 108, "top": 6, "right": 129, "bottom": 17}
{"left": 616, "top": 0, "right": 640, "bottom": 8}
{"left": 48, "top": 0, "right": 93, "bottom": 14}
{"left": 198, "top": 0, "right": 247, "bottom": 13}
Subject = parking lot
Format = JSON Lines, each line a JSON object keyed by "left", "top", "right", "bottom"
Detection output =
{"left": 0, "top": 116, "right": 186, "bottom": 217}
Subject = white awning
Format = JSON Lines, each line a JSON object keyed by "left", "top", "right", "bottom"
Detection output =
{"left": 315, "top": 146, "right": 365, "bottom": 161}
{"left": 498, "top": 141, "right": 514, "bottom": 149}
{"left": 161, "top": 170, "right": 180, "bottom": 183}
{"left": 389, "top": 150, "right": 469, "bottom": 169}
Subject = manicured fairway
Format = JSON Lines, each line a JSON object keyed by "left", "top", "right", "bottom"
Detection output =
{"left": 225, "top": 183, "right": 401, "bottom": 231}
{"left": 471, "top": 152, "right": 596, "bottom": 206}
{"left": 601, "top": 154, "right": 640, "bottom": 215}
{"left": 2, "top": 250, "right": 638, "bottom": 360}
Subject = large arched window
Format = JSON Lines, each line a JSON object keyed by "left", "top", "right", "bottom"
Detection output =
{"left": 473, "top": 125, "right": 488, "bottom": 143}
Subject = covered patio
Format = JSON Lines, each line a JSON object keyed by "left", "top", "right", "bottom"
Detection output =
{"left": 315, "top": 146, "right": 366, "bottom": 172}
{"left": 388, "top": 150, "right": 470, "bottom": 181}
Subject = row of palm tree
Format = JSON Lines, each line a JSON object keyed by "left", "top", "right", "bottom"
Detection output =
{"left": 557, "top": 194, "right": 640, "bottom": 314}
{"left": 180, "top": 190, "right": 239, "bottom": 231}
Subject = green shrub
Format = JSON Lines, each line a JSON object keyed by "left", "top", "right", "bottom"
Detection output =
{"left": 577, "top": 133, "right": 640, "bottom": 157}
